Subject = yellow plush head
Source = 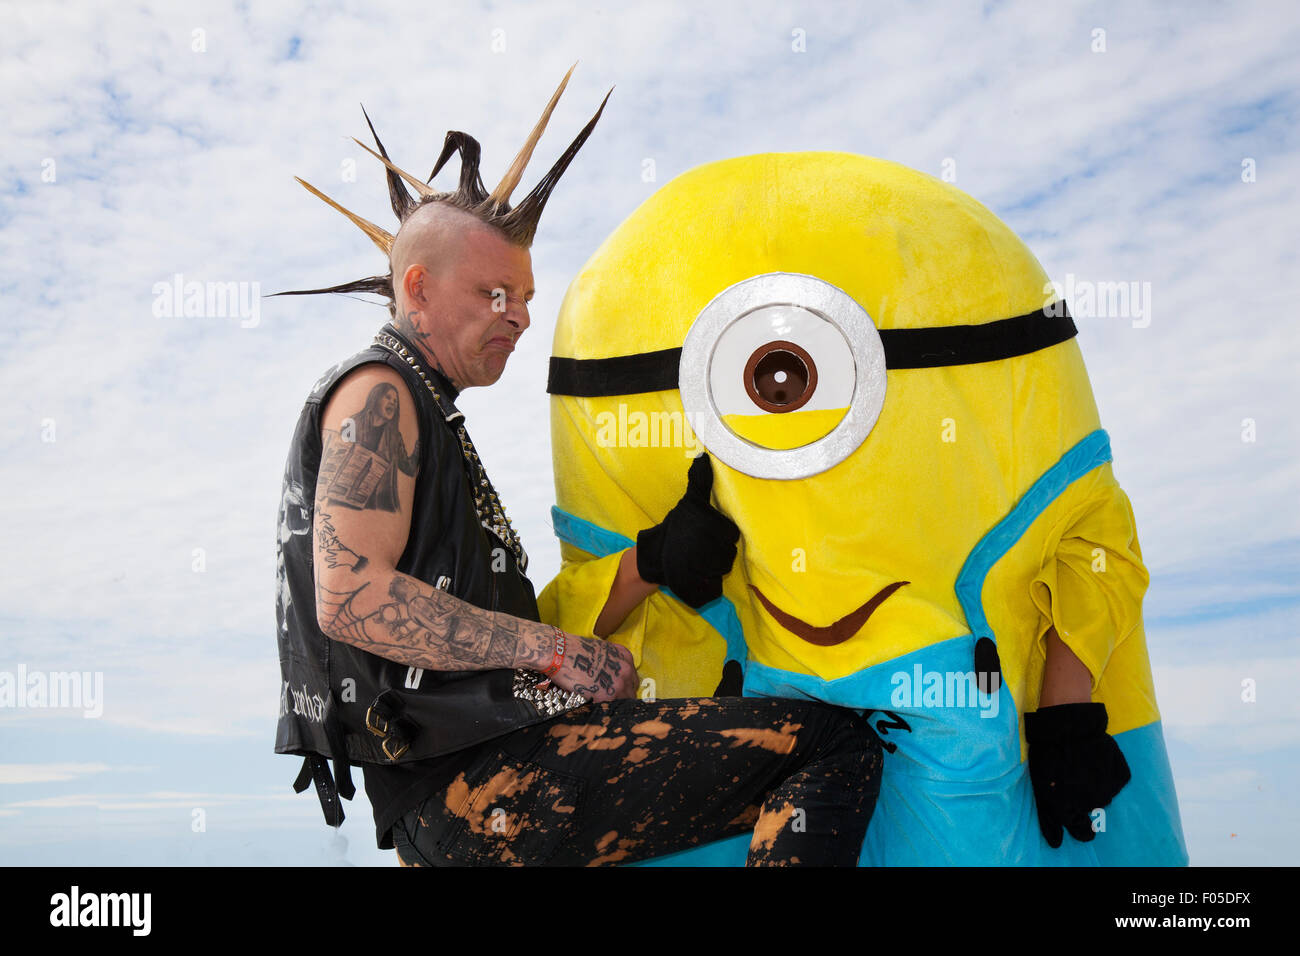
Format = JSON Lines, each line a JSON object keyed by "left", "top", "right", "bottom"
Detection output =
{"left": 543, "top": 152, "right": 1155, "bottom": 744}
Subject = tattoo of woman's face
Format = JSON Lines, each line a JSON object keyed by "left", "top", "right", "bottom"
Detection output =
{"left": 362, "top": 383, "right": 400, "bottom": 428}
{"left": 317, "top": 383, "right": 418, "bottom": 513}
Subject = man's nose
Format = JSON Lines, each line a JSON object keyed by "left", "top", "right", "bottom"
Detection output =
{"left": 505, "top": 299, "right": 530, "bottom": 333}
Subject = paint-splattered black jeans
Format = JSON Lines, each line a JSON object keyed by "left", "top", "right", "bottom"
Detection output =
{"left": 390, "top": 696, "right": 882, "bottom": 867}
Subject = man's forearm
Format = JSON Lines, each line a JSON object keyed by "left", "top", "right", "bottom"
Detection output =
{"left": 316, "top": 565, "right": 555, "bottom": 673}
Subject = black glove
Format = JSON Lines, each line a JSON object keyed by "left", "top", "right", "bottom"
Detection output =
{"left": 1024, "top": 702, "right": 1132, "bottom": 849}
{"left": 636, "top": 454, "right": 740, "bottom": 608}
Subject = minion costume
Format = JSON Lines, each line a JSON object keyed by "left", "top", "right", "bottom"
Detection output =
{"left": 537, "top": 153, "right": 1187, "bottom": 865}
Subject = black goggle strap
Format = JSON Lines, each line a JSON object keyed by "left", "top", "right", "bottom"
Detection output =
{"left": 547, "top": 303, "right": 1076, "bottom": 397}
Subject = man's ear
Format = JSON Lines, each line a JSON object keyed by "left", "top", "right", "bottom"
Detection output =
{"left": 401, "top": 263, "right": 428, "bottom": 311}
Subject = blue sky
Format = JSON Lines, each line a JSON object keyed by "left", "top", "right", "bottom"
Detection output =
{"left": 1, "top": 0, "right": 1297, "bottom": 866}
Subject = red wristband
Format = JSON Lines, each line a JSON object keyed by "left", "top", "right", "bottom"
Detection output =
{"left": 542, "top": 626, "right": 566, "bottom": 677}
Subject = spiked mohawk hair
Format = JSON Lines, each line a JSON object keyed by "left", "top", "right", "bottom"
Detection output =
{"left": 276, "top": 64, "right": 611, "bottom": 313}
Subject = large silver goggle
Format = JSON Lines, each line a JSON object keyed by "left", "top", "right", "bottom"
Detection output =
{"left": 548, "top": 272, "right": 1076, "bottom": 480}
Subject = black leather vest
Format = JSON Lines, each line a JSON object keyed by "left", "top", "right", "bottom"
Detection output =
{"left": 274, "top": 323, "right": 567, "bottom": 825}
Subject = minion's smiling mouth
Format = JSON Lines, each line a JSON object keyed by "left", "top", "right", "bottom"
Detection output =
{"left": 749, "top": 581, "right": 909, "bottom": 647}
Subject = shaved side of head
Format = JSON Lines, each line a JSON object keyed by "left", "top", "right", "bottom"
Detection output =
{"left": 391, "top": 201, "right": 480, "bottom": 287}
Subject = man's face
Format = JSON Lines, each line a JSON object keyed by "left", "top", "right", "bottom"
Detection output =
{"left": 378, "top": 387, "right": 397, "bottom": 421}
{"left": 419, "top": 222, "right": 535, "bottom": 389}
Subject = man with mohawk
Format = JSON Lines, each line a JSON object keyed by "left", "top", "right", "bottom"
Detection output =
{"left": 274, "top": 67, "right": 884, "bottom": 867}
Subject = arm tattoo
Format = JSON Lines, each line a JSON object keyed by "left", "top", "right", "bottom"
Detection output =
{"left": 316, "top": 573, "right": 553, "bottom": 673}
{"left": 317, "top": 384, "right": 418, "bottom": 514}
{"left": 311, "top": 353, "right": 538, "bottom": 672}
{"left": 316, "top": 509, "right": 369, "bottom": 572}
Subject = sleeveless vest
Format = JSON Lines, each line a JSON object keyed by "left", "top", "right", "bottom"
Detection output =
{"left": 274, "top": 323, "right": 576, "bottom": 826}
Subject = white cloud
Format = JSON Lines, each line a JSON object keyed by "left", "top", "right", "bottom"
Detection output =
{"left": 1156, "top": 659, "right": 1300, "bottom": 745}
{"left": 2, "top": 790, "right": 299, "bottom": 811}
{"left": 0, "top": 763, "right": 113, "bottom": 785}
{"left": 1174, "top": 766, "right": 1266, "bottom": 803}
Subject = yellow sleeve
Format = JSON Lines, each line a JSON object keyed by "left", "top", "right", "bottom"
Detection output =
{"left": 1029, "top": 465, "right": 1150, "bottom": 691}
{"left": 536, "top": 550, "right": 625, "bottom": 640}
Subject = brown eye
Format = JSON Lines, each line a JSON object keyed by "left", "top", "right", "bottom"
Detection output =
{"left": 743, "top": 340, "right": 818, "bottom": 413}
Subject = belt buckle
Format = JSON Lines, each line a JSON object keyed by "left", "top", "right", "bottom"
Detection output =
{"left": 365, "top": 706, "right": 389, "bottom": 738}
{"left": 382, "top": 736, "right": 409, "bottom": 761}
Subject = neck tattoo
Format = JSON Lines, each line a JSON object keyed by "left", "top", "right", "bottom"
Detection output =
{"left": 398, "top": 310, "right": 459, "bottom": 390}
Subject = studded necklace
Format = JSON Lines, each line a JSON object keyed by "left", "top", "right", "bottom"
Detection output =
{"left": 372, "top": 329, "right": 529, "bottom": 573}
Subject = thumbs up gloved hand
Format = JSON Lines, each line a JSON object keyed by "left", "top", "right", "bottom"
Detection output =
{"left": 1024, "top": 701, "right": 1132, "bottom": 849}
{"left": 635, "top": 454, "right": 740, "bottom": 608}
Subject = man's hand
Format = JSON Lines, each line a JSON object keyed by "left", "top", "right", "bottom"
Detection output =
{"left": 547, "top": 635, "right": 639, "bottom": 703}
{"left": 635, "top": 454, "right": 740, "bottom": 608}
